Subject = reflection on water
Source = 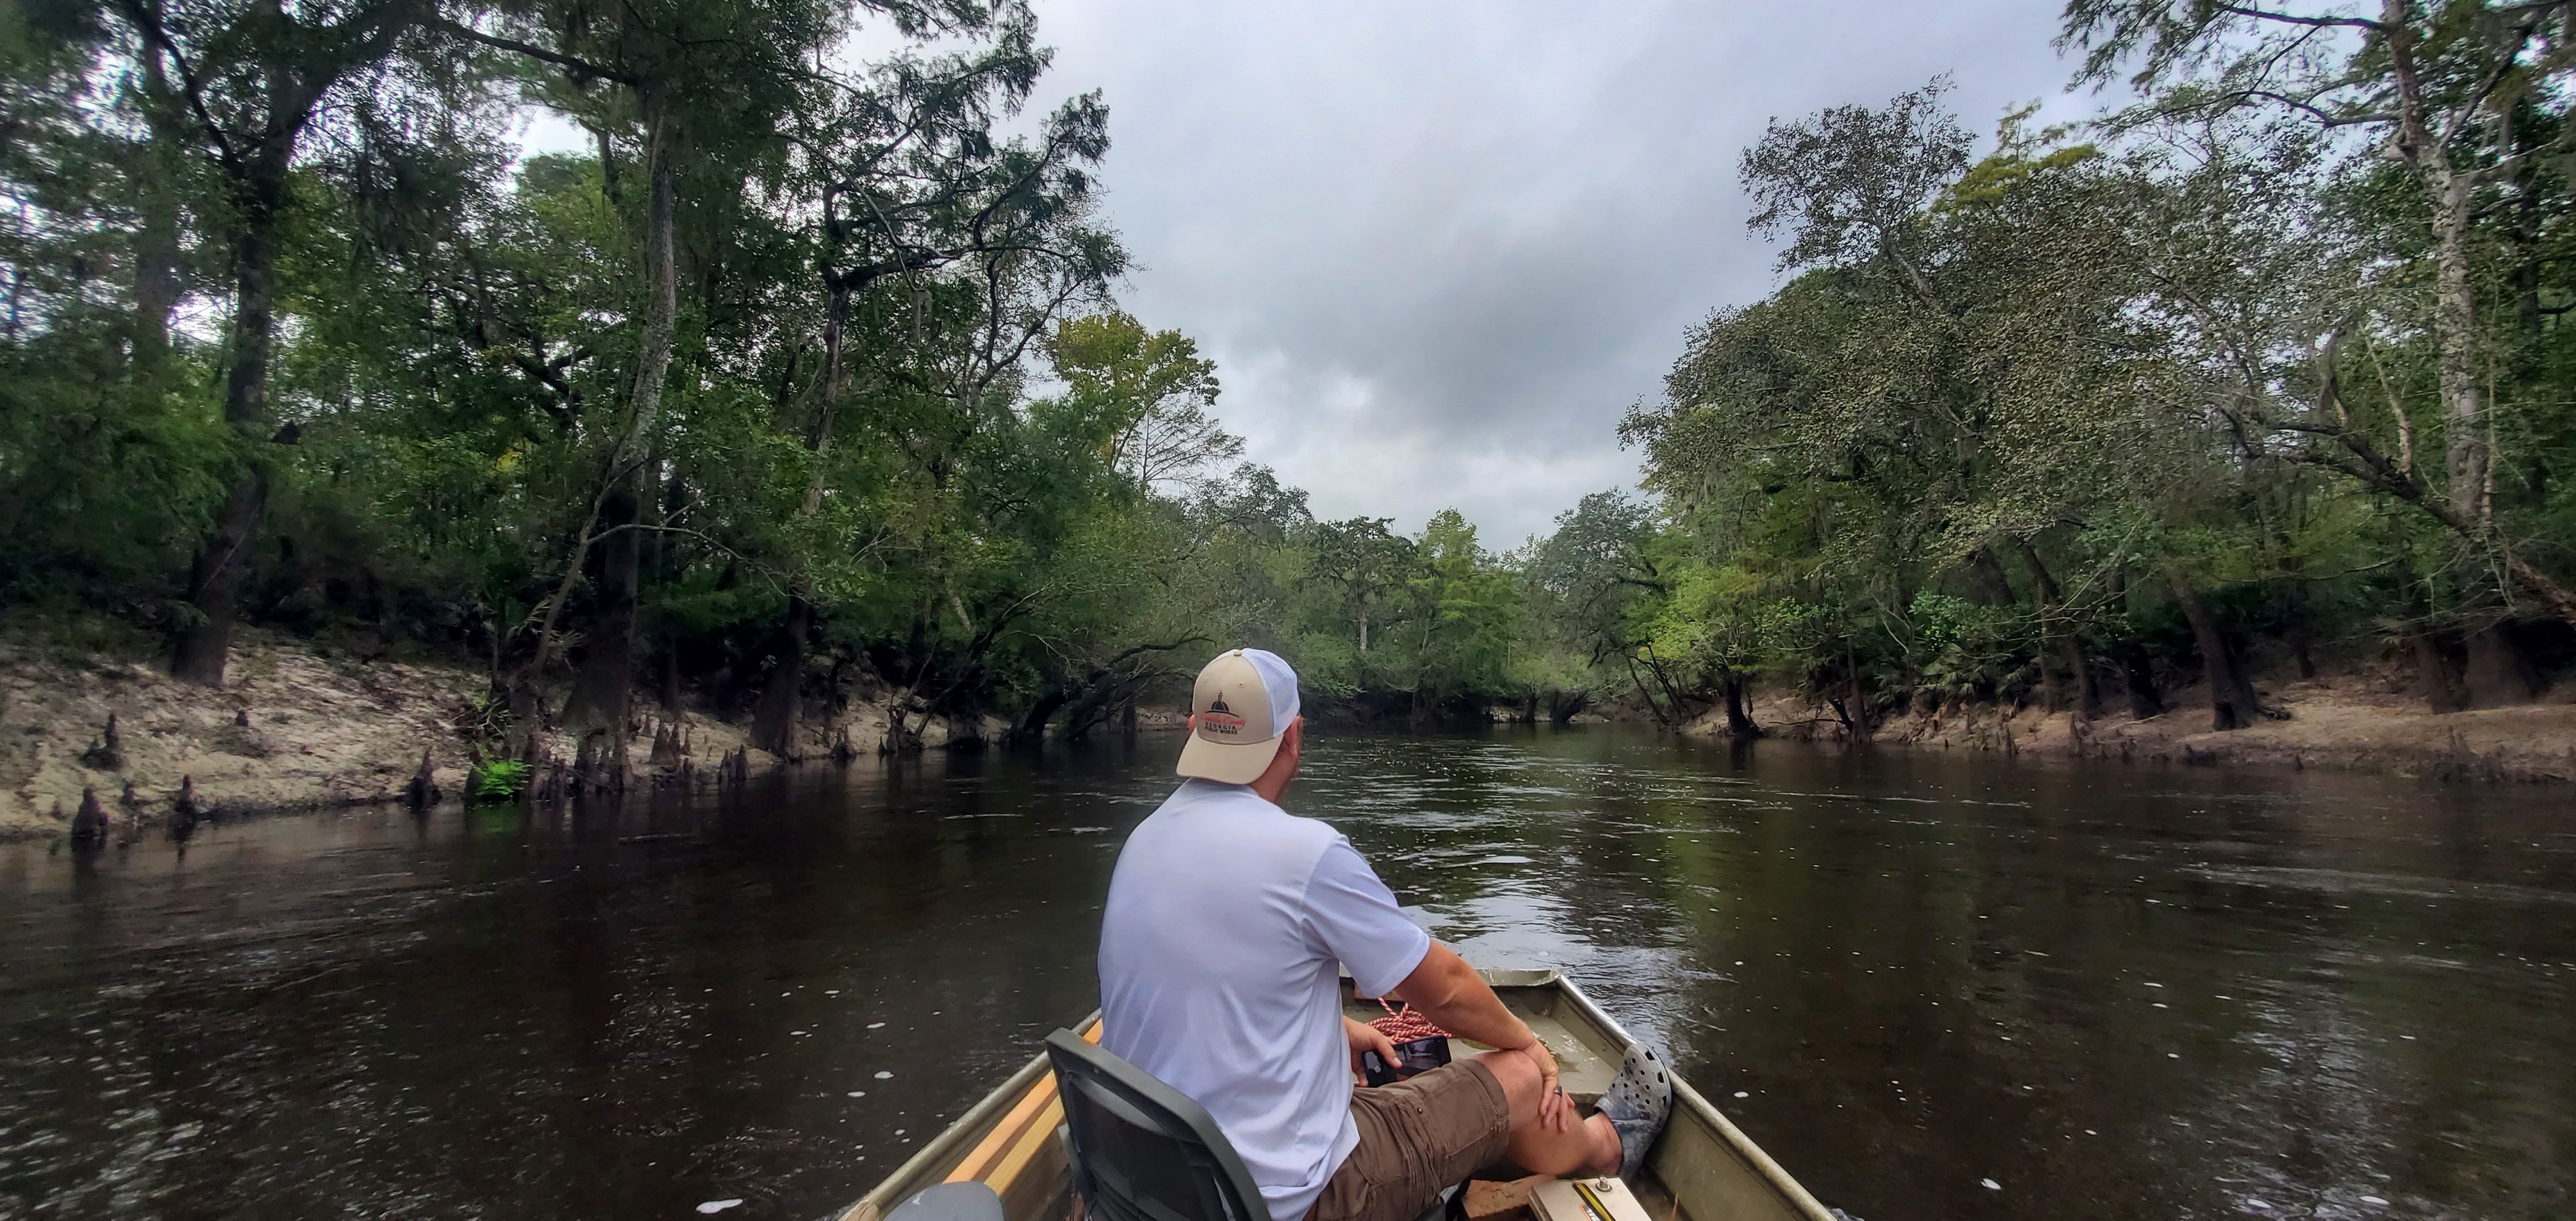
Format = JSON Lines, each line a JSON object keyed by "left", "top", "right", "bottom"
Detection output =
{"left": 2, "top": 728, "right": 2570, "bottom": 1219}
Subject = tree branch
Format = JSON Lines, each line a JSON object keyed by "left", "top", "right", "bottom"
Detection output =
{"left": 115, "top": 0, "right": 241, "bottom": 171}
{"left": 2214, "top": 4, "right": 2388, "bottom": 31}
{"left": 425, "top": 16, "right": 638, "bottom": 84}
{"left": 2217, "top": 88, "right": 2396, "bottom": 129}
{"left": 2275, "top": 418, "right": 2576, "bottom": 623}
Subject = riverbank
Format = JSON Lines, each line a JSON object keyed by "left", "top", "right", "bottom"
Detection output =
{"left": 1699, "top": 661, "right": 2576, "bottom": 782}
{"left": 0, "top": 624, "right": 1027, "bottom": 842}
{"left": 14, "top": 626, "right": 2570, "bottom": 844}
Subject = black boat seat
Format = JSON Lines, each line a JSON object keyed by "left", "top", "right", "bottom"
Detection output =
{"left": 1045, "top": 1029, "right": 1460, "bottom": 1221}
{"left": 886, "top": 1181, "right": 1005, "bottom": 1221}
{"left": 1046, "top": 1029, "right": 1269, "bottom": 1221}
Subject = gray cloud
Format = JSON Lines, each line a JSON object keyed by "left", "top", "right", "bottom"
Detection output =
{"left": 525, "top": 1, "right": 2091, "bottom": 545}
{"left": 1028, "top": 0, "right": 2088, "bottom": 544}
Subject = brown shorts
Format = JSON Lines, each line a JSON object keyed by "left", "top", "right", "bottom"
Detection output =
{"left": 1308, "top": 1059, "right": 1513, "bottom": 1221}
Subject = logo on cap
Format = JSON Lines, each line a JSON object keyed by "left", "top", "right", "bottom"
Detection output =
{"left": 1200, "top": 695, "right": 1245, "bottom": 737}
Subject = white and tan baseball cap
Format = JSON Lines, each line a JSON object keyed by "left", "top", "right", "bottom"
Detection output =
{"left": 1175, "top": 648, "right": 1303, "bottom": 784}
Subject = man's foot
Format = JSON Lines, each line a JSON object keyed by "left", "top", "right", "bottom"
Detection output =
{"left": 1595, "top": 1042, "right": 1671, "bottom": 1180}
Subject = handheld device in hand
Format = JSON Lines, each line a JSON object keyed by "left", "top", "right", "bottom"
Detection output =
{"left": 1360, "top": 1033, "right": 1452, "bottom": 1086}
{"left": 1359, "top": 998, "right": 1453, "bottom": 1086}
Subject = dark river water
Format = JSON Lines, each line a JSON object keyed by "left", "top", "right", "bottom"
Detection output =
{"left": 3, "top": 727, "right": 2572, "bottom": 1220}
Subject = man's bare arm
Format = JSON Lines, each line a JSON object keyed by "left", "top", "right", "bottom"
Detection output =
{"left": 1385, "top": 941, "right": 1574, "bottom": 1126}
{"left": 1386, "top": 941, "right": 1532, "bottom": 1048}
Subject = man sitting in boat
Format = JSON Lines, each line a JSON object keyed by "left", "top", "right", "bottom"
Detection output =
{"left": 1098, "top": 649, "right": 1671, "bottom": 1221}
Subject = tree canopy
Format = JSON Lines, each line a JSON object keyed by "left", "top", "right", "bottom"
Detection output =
{"left": 7, "top": 0, "right": 2574, "bottom": 751}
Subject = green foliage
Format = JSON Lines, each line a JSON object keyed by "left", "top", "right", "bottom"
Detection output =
{"left": 1042, "top": 312, "right": 1237, "bottom": 491}
{"left": 472, "top": 760, "right": 531, "bottom": 801}
{"left": 1624, "top": 50, "right": 2576, "bottom": 724}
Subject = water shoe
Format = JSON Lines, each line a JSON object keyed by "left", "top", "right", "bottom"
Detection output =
{"left": 1596, "top": 1040, "right": 1672, "bottom": 1180}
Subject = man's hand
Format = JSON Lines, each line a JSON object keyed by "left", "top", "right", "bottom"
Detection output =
{"left": 1345, "top": 1016, "right": 1401, "bottom": 1081}
{"left": 1508, "top": 1033, "right": 1573, "bottom": 1130}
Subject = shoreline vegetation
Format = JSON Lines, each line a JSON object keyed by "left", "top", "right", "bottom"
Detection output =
{"left": 0, "top": 621, "right": 1177, "bottom": 843}
{"left": 7, "top": 620, "right": 2569, "bottom": 845}
{"left": 10, "top": 3, "right": 2576, "bottom": 831}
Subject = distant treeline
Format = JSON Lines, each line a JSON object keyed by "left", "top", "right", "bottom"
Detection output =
{"left": 6, "top": 2, "right": 2575, "bottom": 747}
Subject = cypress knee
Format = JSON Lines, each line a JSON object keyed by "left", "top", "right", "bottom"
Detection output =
{"left": 405, "top": 749, "right": 440, "bottom": 809}
{"left": 81, "top": 714, "right": 125, "bottom": 771}
{"left": 72, "top": 787, "right": 108, "bottom": 845}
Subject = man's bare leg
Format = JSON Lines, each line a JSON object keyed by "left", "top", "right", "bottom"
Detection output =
{"left": 1474, "top": 1049, "right": 1622, "bottom": 1177}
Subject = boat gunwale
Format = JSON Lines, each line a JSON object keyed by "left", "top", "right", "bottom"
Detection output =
{"left": 831, "top": 1009, "right": 1100, "bottom": 1221}
{"left": 1544, "top": 978, "right": 1835, "bottom": 1221}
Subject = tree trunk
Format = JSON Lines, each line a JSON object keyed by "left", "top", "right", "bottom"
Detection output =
{"left": 750, "top": 594, "right": 813, "bottom": 756}
{"left": 562, "top": 482, "right": 642, "bottom": 730}
{"left": 132, "top": 58, "right": 183, "bottom": 367}
{"left": 2167, "top": 574, "right": 2264, "bottom": 731}
{"left": 2431, "top": 165, "right": 2531, "bottom": 699}
{"left": 2400, "top": 18, "right": 2550, "bottom": 676}
{"left": 563, "top": 125, "right": 678, "bottom": 731}
{"left": 171, "top": 476, "right": 266, "bottom": 685}
{"left": 660, "top": 641, "right": 683, "bottom": 713}
{"left": 1964, "top": 545, "right": 2015, "bottom": 607}
{"left": 2107, "top": 567, "right": 2162, "bottom": 719}
{"left": 1624, "top": 656, "right": 1668, "bottom": 727}
{"left": 1840, "top": 645, "right": 1874, "bottom": 740}
{"left": 2020, "top": 547, "right": 2065, "bottom": 713}
{"left": 746, "top": 256, "right": 850, "bottom": 753}
{"left": 743, "top": 242, "right": 851, "bottom": 751}
{"left": 1063, "top": 680, "right": 1134, "bottom": 740}
{"left": 1549, "top": 690, "right": 1587, "bottom": 725}
{"left": 1011, "top": 683, "right": 1072, "bottom": 744}
{"left": 2061, "top": 637, "right": 2099, "bottom": 718}
{"left": 814, "top": 280, "right": 848, "bottom": 469}
{"left": 2376, "top": 0, "right": 2489, "bottom": 531}
{"left": 2411, "top": 630, "right": 2465, "bottom": 713}
{"left": 2431, "top": 186, "right": 2490, "bottom": 530}
{"left": 2113, "top": 640, "right": 2164, "bottom": 720}
{"left": 170, "top": 137, "right": 292, "bottom": 686}
{"left": 2280, "top": 585, "right": 2317, "bottom": 680}
{"left": 2386, "top": 509, "right": 2466, "bottom": 713}
{"left": 2463, "top": 622, "right": 2541, "bottom": 708}
{"left": 2009, "top": 537, "right": 2097, "bottom": 720}
{"left": 1642, "top": 645, "right": 1699, "bottom": 725}
{"left": 1721, "top": 669, "right": 1759, "bottom": 739}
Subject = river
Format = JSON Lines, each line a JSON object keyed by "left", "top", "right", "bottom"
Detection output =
{"left": 1, "top": 728, "right": 2570, "bottom": 1220}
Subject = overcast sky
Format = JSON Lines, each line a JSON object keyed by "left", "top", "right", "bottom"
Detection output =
{"left": 527, "top": 1, "right": 2095, "bottom": 546}
{"left": 1029, "top": 0, "right": 2112, "bottom": 545}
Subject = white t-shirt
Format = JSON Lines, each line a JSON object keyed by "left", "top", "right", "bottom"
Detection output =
{"left": 1097, "top": 779, "right": 1433, "bottom": 1221}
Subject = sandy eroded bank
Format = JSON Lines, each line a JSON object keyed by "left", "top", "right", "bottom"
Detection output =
{"left": 0, "top": 626, "right": 1016, "bottom": 841}
{"left": 1697, "top": 665, "right": 2576, "bottom": 782}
